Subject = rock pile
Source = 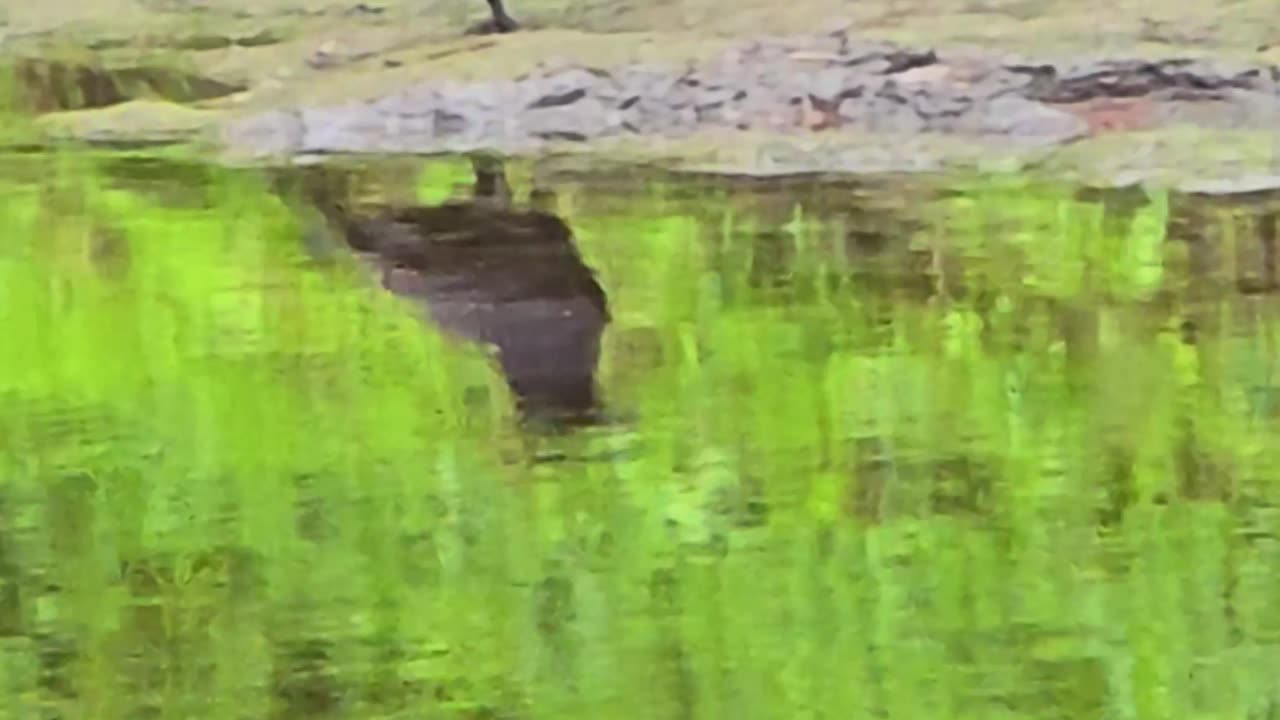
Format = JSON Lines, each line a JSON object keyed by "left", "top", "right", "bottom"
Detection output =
{"left": 222, "top": 30, "right": 1280, "bottom": 157}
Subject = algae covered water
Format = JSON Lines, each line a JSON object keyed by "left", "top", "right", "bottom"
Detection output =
{"left": 2, "top": 151, "right": 1280, "bottom": 719}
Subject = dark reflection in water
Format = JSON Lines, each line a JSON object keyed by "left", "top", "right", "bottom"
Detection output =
{"left": 271, "top": 637, "right": 342, "bottom": 718}
{"left": 272, "top": 155, "right": 611, "bottom": 428}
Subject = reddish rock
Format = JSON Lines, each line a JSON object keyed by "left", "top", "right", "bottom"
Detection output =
{"left": 1050, "top": 96, "right": 1158, "bottom": 135}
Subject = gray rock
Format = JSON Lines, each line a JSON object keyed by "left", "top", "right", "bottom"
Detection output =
{"left": 612, "top": 65, "right": 679, "bottom": 108}
{"left": 370, "top": 84, "right": 442, "bottom": 116}
{"left": 948, "top": 94, "right": 1089, "bottom": 143}
{"left": 209, "top": 30, "right": 1280, "bottom": 164}
{"left": 618, "top": 97, "right": 698, "bottom": 134}
{"left": 728, "top": 88, "right": 799, "bottom": 131}
{"left": 802, "top": 66, "right": 862, "bottom": 105}
{"left": 906, "top": 87, "right": 973, "bottom": 121}
{"left": 522, "top": 97, "right": 615, "bottom": 141}
{"left": 293, "top": 101, "right": 490, "bottom": 154}
{"left": 956, "top": 65, "right": 1042, "bottom": 101}
{"left": 754, "top": 65, "right": 797, "bottom": 96}
{"left": 377, "top": 113, "right": 440, "bottom": 151}
{"left": 437, "top": 81, "right": 507, "bottom": 115}
{"left": 838, "top": 94, "right": 926, "bottom": 133}
{"left": 432, "top": 108, "right": 471, "bottom": 137}
{"left": 221, "top": 109, "right": 303, "bottom": 156}
{"left": 526, "top": 67, "right": 610, "bottom": 110}
{"left": 693, "top": 84, "right": 747, "bottom": 112}
{"left": 663, "top": 76, "right": 709, "bottom": 110}
{"left": 1150, "top": 89, "right": 1280, "bottom": 131}
{"left": 298, "top": 102, "right": 387, "bottom": 153}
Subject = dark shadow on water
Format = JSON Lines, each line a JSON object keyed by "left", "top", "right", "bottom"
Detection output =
{"left": 269, "top": 154, "right": 611, "bottom": 431}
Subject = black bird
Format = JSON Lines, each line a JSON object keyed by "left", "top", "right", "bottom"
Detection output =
{"left": 274, "top": 154, "right": 610, "bottom": 427}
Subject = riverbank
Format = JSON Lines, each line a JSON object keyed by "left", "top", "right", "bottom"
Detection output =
{"left": 4, "top": 0, "right": 1280, "bottom": 189}
{"left": 213, "top": 30, "right": 1280, "bottom": 186}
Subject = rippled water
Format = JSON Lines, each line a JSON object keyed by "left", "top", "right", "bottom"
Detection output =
{"left": 2, "top": 151, "right": 1280, "bottom": 719}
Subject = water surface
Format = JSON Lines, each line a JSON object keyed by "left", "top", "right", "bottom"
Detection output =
{"left": 2, "top": 152, "right": 1280, "bottom": 719}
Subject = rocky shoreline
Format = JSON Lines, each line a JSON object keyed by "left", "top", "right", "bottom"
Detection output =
{"left": 221, "top": 28, "right": 1280, "bottom": 166}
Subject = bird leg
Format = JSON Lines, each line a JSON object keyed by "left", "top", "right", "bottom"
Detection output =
{"left": 486, "top": 0, "right": 520, "bottom": 32}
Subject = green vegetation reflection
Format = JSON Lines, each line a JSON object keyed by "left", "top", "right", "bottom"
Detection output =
{"left": 1, "top": 151, "right": 1280, "bottom": 719}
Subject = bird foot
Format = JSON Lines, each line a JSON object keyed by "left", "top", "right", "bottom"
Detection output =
{"left": 464, "top": 14, "right": 521, "bottom": 35}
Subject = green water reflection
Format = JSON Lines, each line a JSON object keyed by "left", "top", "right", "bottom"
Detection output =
{"left": 2, "top": 151, "right": 1280, "bottom": 719}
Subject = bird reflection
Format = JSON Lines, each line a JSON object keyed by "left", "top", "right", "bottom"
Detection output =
{"left": 275, "top": 154, "right": 610, "bottom": 428}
